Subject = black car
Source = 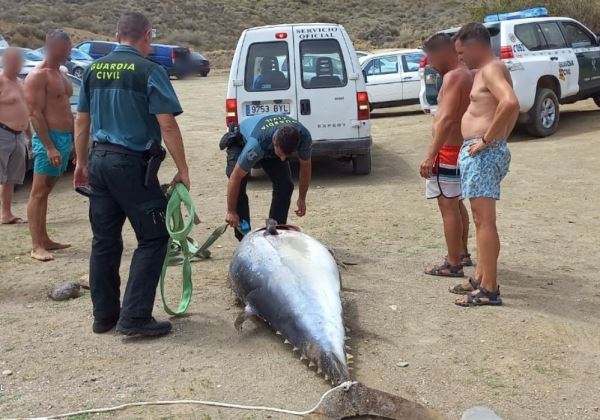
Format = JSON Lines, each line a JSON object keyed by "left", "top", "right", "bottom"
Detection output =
{"left": 190, "top": 51, "right": 210, "bottom": 77}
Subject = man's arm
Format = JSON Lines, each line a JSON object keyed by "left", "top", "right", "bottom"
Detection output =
{"left": 156, "top": 113, "right": 190, "bottom": 189}
{"left": 226, "top": 164, "right": 249, "bottom": 226}
{"left": 420, "top": 72, "right": 469, "bottom": 178}
{"left": 74, "top": 112, "right": 90, "bottom": 166}
{"left": 296, "top": 158, "right": 311, "bottom": 217}
{"left": 482, "top": 62, "right": 519, "bottom": 142}
{"left": 24, "top": 71, "right": 60, "bottom": 165}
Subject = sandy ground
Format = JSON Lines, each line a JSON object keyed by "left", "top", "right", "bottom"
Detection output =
{"left": 1, "top": 75, "right": 599, "bottom": 420}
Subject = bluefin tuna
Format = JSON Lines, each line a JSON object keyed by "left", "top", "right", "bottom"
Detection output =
{"left": 229, "top": 220, "right": 349, "bottom": 385}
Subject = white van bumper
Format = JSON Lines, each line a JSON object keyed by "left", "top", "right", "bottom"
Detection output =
{"left": 310, "top": 136, "right": 372, "bottom": 158}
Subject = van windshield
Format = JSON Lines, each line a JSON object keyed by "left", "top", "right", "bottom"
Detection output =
{"left": 300, "top": 39, "right": 347, "bottom": 89}
{"left": 245, "top": 41, "right": 290, "bottom": 92}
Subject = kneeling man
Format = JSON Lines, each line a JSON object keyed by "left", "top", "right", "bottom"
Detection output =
{"left": 224, "top": 114, "right": 312, "bottom": 240}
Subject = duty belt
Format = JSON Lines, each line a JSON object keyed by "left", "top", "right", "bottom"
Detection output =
{"left": 93, "top": 142, "right": 146, "bottom": 158}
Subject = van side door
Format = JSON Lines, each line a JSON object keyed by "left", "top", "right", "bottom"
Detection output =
{"left": 560, "top": 21, "right": 600, "bottom": 94}
{"left": 363, "top": 55, "right": 401, "bottom": 104}
{"left": 400, "top": 51, "right": 424, "bottom": 101}
{"left": 293, "top": 27, "right": 359, "bottom": 141}
{"left": 237, "top": 29, "right": 297, "bottom": 122}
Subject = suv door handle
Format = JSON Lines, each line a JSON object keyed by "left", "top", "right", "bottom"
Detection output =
{"left": 300, "top": 99, "right": 311, "bottom": 115}
{"left": 402, "top": 76, "right": 414, "bottom": 80}
{"left": 550, "top": 56, "right": 559, "bottom": 61}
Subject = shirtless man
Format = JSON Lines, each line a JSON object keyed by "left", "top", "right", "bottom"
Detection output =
{"left": 24, "top": 30, "right": 74, "bottom": 261}
{"left": 0, "top": 49, "right": 30, "bottom": 225}
{"left": 420, "top": 33, "right": 474, "bottom": 278}
{"left": 450, "top": 23, "right": 519, "bottom": 306}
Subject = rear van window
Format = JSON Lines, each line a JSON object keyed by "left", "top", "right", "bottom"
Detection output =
{"left": 515, "top": 23, "right": 546, "bottom": 51}
{"left": 300, "top": 39, "right": 347, "bottom": 89}
{"left": 245, "top": 41, "right": 290, "bottom": 92}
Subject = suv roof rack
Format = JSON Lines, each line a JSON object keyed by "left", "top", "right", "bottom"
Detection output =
{"left": 484, "top": 7, "right": 549, "bottom": 23}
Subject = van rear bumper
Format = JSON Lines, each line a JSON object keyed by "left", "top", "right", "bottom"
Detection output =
{"left": 310, "top": 136, "right": 372, "bottom": 157}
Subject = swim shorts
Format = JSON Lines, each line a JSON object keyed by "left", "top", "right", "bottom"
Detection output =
{"left": 32, "top": 130, "right": 73, "bottom": 177}
{"left": 0, "top": 126, "right": 27, "bottom": 184}
{"left": 459, "top": 138, "right": 511, "bottom": 200}
{"left": 426, "top": 144, "right": 462, "bottom": 199}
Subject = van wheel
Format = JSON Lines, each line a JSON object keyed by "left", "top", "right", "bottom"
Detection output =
{"left": 593, "top": 94, "right": 600, "bottom": 107}
{"left": 527, "top": 88, "right": 559, "bottom": 137}
{"left": 352, "top": 151, "right": 371, "bottom": 175}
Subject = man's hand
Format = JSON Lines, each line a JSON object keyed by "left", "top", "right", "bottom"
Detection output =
{"left": 419, "top": 156, "right": 435, "bottom": 178}
{"left": 295, "top": 198, "right": 307, "bottom": 217}
{"left": 225, "top": 211, "right": 240, "bottom": 227}
{"left": 171, "top": 169, "right": 191, "bottom": 190}
{"left": 73, "top": 163, "right": 89, "bottom": 188}
{"left": 468, "top": 139, "right": 487, "bottom": 156}
{"left": 47, "top": 147, "right": 62, "bottom": 167}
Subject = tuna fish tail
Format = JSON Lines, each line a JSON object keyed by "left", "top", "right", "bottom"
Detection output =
{"left": 320, "top": 351, "right": 351, "bottom": 385}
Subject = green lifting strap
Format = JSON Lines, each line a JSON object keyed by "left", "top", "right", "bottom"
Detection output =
{"left": 159, "top": 183, "right": 228, "bottom": 316}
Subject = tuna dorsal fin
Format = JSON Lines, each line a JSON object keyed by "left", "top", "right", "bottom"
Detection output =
{"left": 265, "top": 218, "right": 279, "bottom": 235}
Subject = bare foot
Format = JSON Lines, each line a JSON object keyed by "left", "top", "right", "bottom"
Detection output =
{"left": 1, "top": 216, "right": 27, "bottom": 224}
{"left": 44, "top": 240, "right": 71, "bottom": 251}
{"left": 31, "top": 248, "right": 54, "bottom": 262}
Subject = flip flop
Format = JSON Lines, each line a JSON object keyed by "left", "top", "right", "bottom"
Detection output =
{"left": 1, "top": 217, "right": 27, "bottom": 225}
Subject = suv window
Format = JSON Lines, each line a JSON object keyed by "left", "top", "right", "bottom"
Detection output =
{"left": 91, "top": 42, "right": 115, "bottom": 56}
{"left": 300, "top": 39, "right": 347, "bottom": 89}
{"left": 515, "top": 23, "right": 546, "bottom": 51}
{"left": 365, "top": 55, "right": 398, "bottom": 76}
{"left": 402, "top": 52, "right": 424, "bottom": 72}
{"left": 245, "top": 41, "right": 290, "bottom": 92}
{"left": 78, "top": 43, "right": 91, "bottom": 55}
{"left": 538, "top": 22, "right": 567, "bottom": 49}
{"left": 562, "top": 22, "right": 596, "bottom": 48}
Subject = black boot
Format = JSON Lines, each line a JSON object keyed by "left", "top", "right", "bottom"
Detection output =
{"left": 116, "top": 317, "right": 172, "bottom": 337}
{"left": 92, "top": 317, "right": 119, "bottom": 334}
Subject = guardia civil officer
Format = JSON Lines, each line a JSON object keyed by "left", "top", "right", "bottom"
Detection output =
{"left": 223, "top": 114, "right": 312, "bottom": 240}
{"left": 74, "top": 12, "right": 190, "bottom": 337}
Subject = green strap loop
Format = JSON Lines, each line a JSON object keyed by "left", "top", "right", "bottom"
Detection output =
{"left": 159, "top": 183, "right": 228, "bottom": 316}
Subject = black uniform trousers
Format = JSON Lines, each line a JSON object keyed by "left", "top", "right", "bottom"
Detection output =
{"left": 88, "top": 149, "right": 169, "bottom": 322}
{"left": 226, "top": 144, "right": 294, "bottom": 241}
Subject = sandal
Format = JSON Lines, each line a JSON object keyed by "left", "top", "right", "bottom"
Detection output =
{"left": 455, "top": 287, "right": 502, "bottom": 307}
{"left": 461, "top": 253, "right": 473, "bottom": 267}
{"left": 425, "top": 260, "right": 464, "bottom": 278}
{"left": 450, "top": 277, "right": 501, "bottom": 296}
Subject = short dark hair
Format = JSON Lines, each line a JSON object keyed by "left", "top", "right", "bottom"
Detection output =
{"left": 46, "top": 29, "right": 70, "bottom": 43}
{"left": 273, "top": 126, "right": 300, "bottom": 155}
{"left": 453, "top": 23, "right": 491, "bottom": 47}
{"left": 423, "top": 33, "right": 454, "bottom": 53}
{"left": 117, "top": 12, "right": 151, "bottom": 41}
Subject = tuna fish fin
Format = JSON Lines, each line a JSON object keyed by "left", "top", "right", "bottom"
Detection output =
{"left": 308, "top": 361, "right": 316, "bottom": 368}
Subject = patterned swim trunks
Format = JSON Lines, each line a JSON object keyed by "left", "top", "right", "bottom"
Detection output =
{"left": 459, "top": 138, "right": 511, "bottom": 200}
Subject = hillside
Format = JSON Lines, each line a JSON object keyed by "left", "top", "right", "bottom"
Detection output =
{"left": 1, "top": 0, "right": 598, "bottom": 68}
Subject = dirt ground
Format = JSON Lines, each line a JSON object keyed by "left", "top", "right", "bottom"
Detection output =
{"left": 1, "top": 74, "right": 599, "bottom": 420}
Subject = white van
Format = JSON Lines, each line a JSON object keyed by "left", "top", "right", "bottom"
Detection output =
{"left": 226, "top": 23, "right": 373, "bottom": 174}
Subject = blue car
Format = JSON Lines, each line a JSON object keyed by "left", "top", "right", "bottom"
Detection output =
{"left": 148, "top": 44, "right": 193, "bottom": 78}
{"left": 75, "top": 41, "right": 118, "bottom": 60}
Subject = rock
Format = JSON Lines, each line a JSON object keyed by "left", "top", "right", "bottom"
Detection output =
{"left": 396, "top": 361, "right": 409, "bottom": 367}
{"left": 461, "top": 406, "right": 502, "bottom": 420}
{"left": 389, "top": 305, "right": 397, "bottom": 311}
{"left": 79, "top": 275, "right": 90, "bottom": 290}
{"left": 47, "top": 282, "right": 81, "bottom": 301}
{"left": 2, "top": 369, "right": 12, "bottom": 376}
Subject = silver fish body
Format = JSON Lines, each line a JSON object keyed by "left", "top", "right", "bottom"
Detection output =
{"left": 229, "top": 226, "right": 349, "bottom": 384}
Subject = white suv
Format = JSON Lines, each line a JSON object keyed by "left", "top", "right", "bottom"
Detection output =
{"left": 419, "top": 9, "right": 600, "bottom": 137}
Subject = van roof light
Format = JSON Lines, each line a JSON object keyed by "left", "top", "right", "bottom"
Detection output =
{"left": 484, "top": 7, "right": 549, "bottom": 23}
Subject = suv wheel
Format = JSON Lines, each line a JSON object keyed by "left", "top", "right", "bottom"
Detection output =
{"left": 352, "top": 151, "right": 371, "bottom": 175}
{"left": 73, "top": 67, "right": 84, "bottom": 78}
{"left": 527, "top": 88, "right": 559, "bottom": 137}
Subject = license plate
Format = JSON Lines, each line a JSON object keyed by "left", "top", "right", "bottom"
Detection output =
{"left": 245, "top": 103, "right": 290, "bottom": 116}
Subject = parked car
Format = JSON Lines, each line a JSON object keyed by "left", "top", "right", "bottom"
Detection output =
{"left": 75, "top": 41, "right": 118, "bottom": 59}
{"left": 36, "top": 47, "right": 93, "bottom": 78}
{"left": 147, "top": 44, "right": 193, "bottom": 78}
{"left": 226, "top": 23, "right": 372, "bottom": 174}
{"left": 419, "top": 7, "right": 600, "bottom": 137}
{"left": 360, "top": 49, "right": 424, "bottom": 109}
{"left": 190, "top": 51, "right": 210, "bottom": 76}
{"left": 0, "top": 34, "right": 8, "bottom": 48}
{"left": 356, "top": 50, "right": 369, "bottom": 59}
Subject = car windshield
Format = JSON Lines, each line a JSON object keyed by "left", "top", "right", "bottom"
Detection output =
{"left": 23, "top": 50, "right": 43, "bottom": 61}
{"left": 70, "top": 48, "right": 92, "bottom": 60}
